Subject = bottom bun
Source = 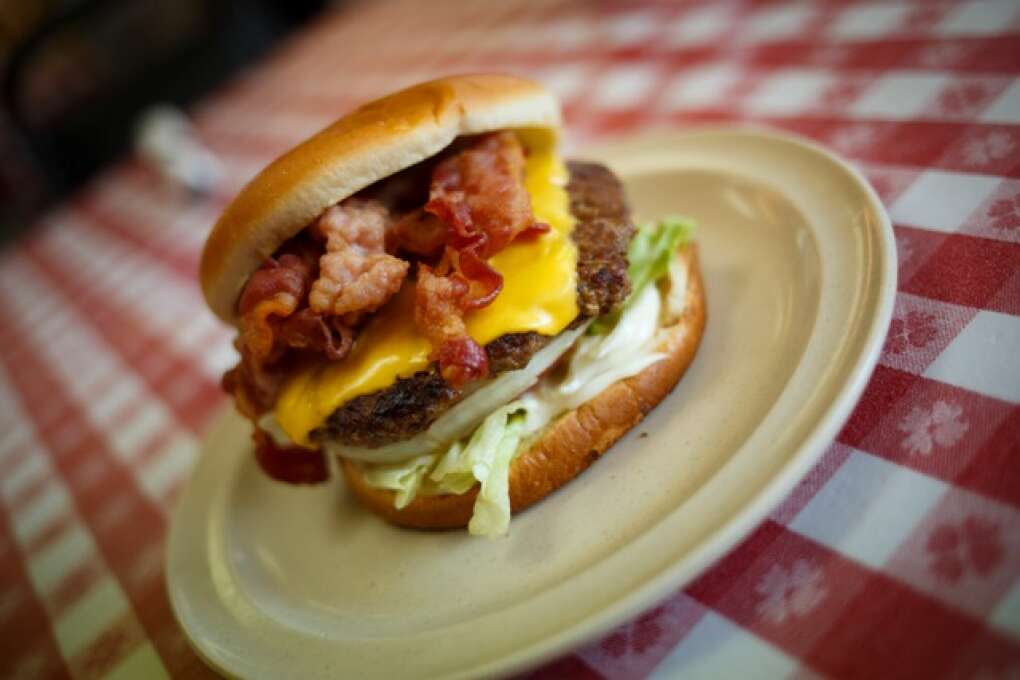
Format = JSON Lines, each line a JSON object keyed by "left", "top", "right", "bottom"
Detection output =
{"left": 341, "top": 245, "right": 706, "bottom": 529}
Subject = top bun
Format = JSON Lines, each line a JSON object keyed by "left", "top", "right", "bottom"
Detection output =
{"left": 200, "top": 74, "right": 561, "bottom": 322}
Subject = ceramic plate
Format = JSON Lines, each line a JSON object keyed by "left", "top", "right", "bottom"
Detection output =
{"left": 167, "top": 128, "right": 895, "bottom": 679}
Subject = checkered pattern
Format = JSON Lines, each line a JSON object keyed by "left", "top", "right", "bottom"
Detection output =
{"left": 0, "top": 1, "right": 1017, "bottom": 677}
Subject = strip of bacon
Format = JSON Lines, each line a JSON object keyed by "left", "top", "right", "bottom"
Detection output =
{"left": 276, "top": 309, "right": 353, "bottom": 361}
{"left": 229, "top": 244, "right": 316, "bottom": 416}
{"left": 452, "top": 248, "right": 503, "bottom": 310}
{"left": 229, "top": 238, "right": 355, "bottom": 417}
{"left": 228, "top": 309, "right": 351, "bottom": 419}
{"left": 228, "top": 199, "right": 411, "bottom": 419}
{"left": 253, "top": 429, "right": 329, "bottom": 484}
{"left": 309, "top": 199, "right": 409, "bottom": 318}
{"left": 388, "top": 209, "right": 446, "bottom": 258}
{"left": 427, "top": 131, "right": 547, "bottom": 257}
{"left": 222, "top": 360, "right": 265, "bottom": 420}
{"left": 415, "top": 264, "right": 488, "bottom": 386}
{"left": 414, "top": 132, "right": 548, "bottom": 386}
{"left": 238, "top": 250, "right": 315, "bottom": 365}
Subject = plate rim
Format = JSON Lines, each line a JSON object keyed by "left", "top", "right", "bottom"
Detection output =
{"left": 167, "top": 125, "right": 896, "bottom": 679}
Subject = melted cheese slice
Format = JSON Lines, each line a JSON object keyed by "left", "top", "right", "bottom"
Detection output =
{"left": 275, "top": 129, "right": 579, "bottom": 446}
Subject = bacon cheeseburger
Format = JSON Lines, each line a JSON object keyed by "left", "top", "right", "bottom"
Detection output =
{"left": 201, "top": 75, "right": 705, "bottom": 537}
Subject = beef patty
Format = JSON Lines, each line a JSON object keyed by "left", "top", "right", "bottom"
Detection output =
{"left": 313, "top": 161, "right": 634, "bottom": 448}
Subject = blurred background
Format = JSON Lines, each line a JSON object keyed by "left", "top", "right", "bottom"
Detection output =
{"left": 0, "top": 0, "right": 327, "bottom": 244}
{"left": 1, "top": 1, "right": 1018, "bottom": 677}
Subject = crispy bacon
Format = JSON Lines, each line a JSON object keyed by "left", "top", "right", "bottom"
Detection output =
{"left": 229, "top": 238, "right": 357, "bottom": 417}
{"left": 277, "top": 309, "right": 353, "bottom": 361}
{"left": 253, "top": 429, "right": 329, "bottom": 484}
{"left": 222, "top": 360, "right": 266, "bottom": 420}
{"left": 388, "top": 209, "right": 447, "bottom": 257}
{"left": 415, "top": 264, "right": 488, "bottom": 386}
{"left": 309, "top": 200, "right": 409, "bottom": 317}
{"left": 438, "top": 248, "right": 501, "bottom": 310}
{"left": 412, "top": 132, "right": 547, "bottom": 384}
{"left": 228, "top": 245, "right": 317, "bottom": 417}
{"left": 437, "top": 337, "right": 489, "bottom": 387}
{"left": 516, "top": 222, "right": 552, "bottom": 241}
{"left": 426, "top": 131, "right": 544, "bottom": 257}
{"left": 226, "top": 200, "right": 409, "bottom": 422}
{"left": 238, "top": 251, "right": 315, "bottom": 365}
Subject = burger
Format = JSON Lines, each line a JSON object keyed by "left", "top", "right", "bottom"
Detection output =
{"left": 201, "top": 74, "right": 705, "bottom": 537}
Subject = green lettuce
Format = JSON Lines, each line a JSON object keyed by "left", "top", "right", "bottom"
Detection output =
{"left": 459, "top": 407, "right": 525, "bottom": 537}
{"left": 590, "top": 216, "right": 694, "bottom": 334}
{"left": 358, "top": 453, "right": 434, "bottom": 510}
{"left": 359, "top": 402, "right": 527, "bottom": 537}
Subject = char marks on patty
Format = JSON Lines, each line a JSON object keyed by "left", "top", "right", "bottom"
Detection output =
{"left": 314, "top": 161, "right": 633, "bottom": 448}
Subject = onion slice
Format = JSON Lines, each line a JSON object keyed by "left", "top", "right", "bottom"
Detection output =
{"left": 323, "top": 322, "right": 590, "bottom": 463}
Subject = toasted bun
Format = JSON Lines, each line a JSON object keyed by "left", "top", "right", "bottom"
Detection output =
{"left": 341, "top": 245, "right": 706, "bottom": 529}
{"left": 201, "top": 74, "right": 560, "bottom": 322}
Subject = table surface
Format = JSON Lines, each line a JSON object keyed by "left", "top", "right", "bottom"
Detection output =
{"left": 1, "top": 1, "right": 1019, "bottom": 678}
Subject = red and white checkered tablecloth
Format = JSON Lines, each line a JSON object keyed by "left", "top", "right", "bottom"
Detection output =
{"left": 1, "top": 1, "right": 1018, "bottom": 677}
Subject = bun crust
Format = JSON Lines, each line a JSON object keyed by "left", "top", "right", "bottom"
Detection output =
{"left": 341, "top": 245, "right": 706, "bottom": 529}
{"left": 201, "top": 74, "right": 560, "bottom": 322}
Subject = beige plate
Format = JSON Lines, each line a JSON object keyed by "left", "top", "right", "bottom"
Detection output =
{"left": 167, "top": 128, "right": 895, "bottom": 679}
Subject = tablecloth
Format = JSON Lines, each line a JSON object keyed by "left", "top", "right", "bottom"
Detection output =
{"left": 0, "top": 0, "right": 1018, "bottom": 677}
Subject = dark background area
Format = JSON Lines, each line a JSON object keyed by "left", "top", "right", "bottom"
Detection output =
{"left": 0, "top": 0, "right": 329, "bottom": 244}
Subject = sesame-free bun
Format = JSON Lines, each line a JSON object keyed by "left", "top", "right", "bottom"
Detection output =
{"left": 200, "top": 74, "right": 561, "bottom": 322}
{"left": 341, "top": 245, "right": 706, "bottom": 530}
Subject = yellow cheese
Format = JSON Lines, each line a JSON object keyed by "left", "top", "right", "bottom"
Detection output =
{"left": 272, "top": 285, "right": 432, "bottom": 446}
{"left": 275, "top": 129, "right": 578, "bottom": 446}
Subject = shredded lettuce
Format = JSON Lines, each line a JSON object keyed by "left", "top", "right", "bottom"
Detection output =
{"left": 590, "top": 216, "right": 694, "bottom": 335}
{"left": 359, "top": 402, "right": 527, "bottom": 537}
{"left": 629, "top": 216, "right": 694, "bottom": 298}
{"left": 359, "top": 453, "right": 435, "bottom": 509}
{"left": 464, "top": 409, "right": 525, "bottom": 537}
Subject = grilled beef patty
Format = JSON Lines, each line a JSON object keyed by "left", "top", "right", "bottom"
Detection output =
{"left": 313, "top": 161, "right": 634, "bottom": 448}
{"left": 569, "top": 161, "right": 634, "bottom": 318}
